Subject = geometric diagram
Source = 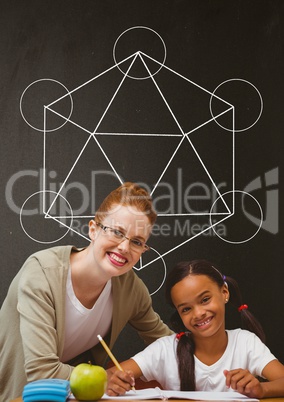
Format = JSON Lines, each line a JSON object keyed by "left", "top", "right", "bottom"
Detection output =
{"left": 19, "top": 26, "right": 263, "bottom": 295}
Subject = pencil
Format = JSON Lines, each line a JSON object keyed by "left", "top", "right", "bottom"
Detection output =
{"left": 97, "top": 334, "right": 135, "bottom": 391}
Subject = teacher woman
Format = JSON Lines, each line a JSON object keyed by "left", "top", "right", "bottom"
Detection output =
{"left": 0, "top": 182, "right": 172, "bottom": 401}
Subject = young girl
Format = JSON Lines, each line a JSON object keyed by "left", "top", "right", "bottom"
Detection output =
{"left": 107, "top": 259, "right": 284, "bottom": 398}
{"left": 0, "top": 182, "right": 172, "bottom": 401}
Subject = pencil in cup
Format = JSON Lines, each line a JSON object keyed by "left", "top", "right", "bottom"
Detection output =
{"left": 97, "top": 334, "right": 136, "bottom": 391}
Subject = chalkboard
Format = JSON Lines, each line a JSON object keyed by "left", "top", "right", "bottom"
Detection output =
{"left": 0, "top": 0, "right": 283, "bottom": 363}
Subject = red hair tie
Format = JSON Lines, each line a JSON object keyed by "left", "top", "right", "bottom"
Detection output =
{"left": 238, "top": 304, "right": 248, "bottom": 312}
{"left": 176, "top": 332, "right": 186, "bottom": 340}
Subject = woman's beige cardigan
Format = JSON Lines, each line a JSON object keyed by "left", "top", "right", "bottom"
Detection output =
{"left": 0, "top": 245, "right": 172, "bottom": 401}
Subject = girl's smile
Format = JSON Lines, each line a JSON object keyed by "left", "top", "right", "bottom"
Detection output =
{"left": 171, "top": 274, "right": 228, "bottom": 339}
{"left": 194, "top": 315, "right": 213, "bottom": 329}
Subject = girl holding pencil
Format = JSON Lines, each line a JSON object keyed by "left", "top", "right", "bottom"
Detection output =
{"left": 107, "top": 260, "right": 284, "bottom": 398}
{"left": 0, "top": 182, "right": 172, "bottom": 402}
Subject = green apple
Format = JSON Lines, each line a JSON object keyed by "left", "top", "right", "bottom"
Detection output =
{"left": 70, "top": 362, "right": 107, "bottom": 400}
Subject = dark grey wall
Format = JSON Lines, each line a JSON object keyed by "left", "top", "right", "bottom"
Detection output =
{"left": 1, "top": 0, "right": 283, "bottom": 363}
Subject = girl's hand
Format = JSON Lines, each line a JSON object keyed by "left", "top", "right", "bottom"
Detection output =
{"left": 223, "top": 369, "right": 264, "bottom": 398}
{"left": 106, "top": 369, "right": 135, "bottom": 396}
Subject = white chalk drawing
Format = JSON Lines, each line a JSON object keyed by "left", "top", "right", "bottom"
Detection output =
{"left": 20, "top": 190, "right": 73, "bottom": 244}
{"left": 209, "top": 190, "right": 263, "bottom": 244}
{"left": 19, "top": 26, "right": 264, "bottom": 295}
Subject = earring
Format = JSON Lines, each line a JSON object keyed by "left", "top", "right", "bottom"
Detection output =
{"left": 225, "top": 298, "right": 228, "bottom": 303}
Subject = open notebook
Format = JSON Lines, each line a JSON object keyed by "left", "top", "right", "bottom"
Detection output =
{"left": 100, "top": 387, "right": 259, "bottom": 401}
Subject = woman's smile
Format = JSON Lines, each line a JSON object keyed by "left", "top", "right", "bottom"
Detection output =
{"left": 107, "top": 251, "right": 128, "bottom": 267}
{"left": 88, "top": 205, "right": 152, "bottom": 278}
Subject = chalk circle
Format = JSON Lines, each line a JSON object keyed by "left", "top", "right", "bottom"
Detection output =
{"left": 20, "top": 78, "right": 73, "bottom": 132}
{"left": 20, "top": 190, "right": 73, "bottom": 244}
{"left": 209, "top": 79, "right": 263, "bottom": 132}
{"left": 113, "top": 26, "right": 167, "bottom": 80}
{"left": 209, "top": 190, "right": 263, "bottom": 244}
{"left": 134, "top": 247, "right": 167, "bottom": 296}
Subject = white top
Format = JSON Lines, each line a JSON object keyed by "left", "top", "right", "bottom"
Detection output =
{"left": 62, "top": 268, "right": 113, "bottom": 362}
{"left": 132, "top": 329, "right": 276, "bottom": 391}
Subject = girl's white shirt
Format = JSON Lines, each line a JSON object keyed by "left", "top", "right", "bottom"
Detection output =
{"left": 132, "top": 329, "right": 276, "bottom": 391}
{"left": 62, "top": 267, "right": 113, "bottom": 362}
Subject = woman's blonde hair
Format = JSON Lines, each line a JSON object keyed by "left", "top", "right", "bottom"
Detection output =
{"left": 95, "top": 182, "right": 157, "bottom": 225}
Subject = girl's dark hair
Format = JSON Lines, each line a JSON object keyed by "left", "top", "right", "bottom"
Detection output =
{"left": 165, "top": 259, "right": 265, "bottom": 391}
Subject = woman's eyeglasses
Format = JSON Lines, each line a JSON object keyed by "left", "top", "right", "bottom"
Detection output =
{"left": 96, "top": 222, "right": 150, "bottom": 252}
